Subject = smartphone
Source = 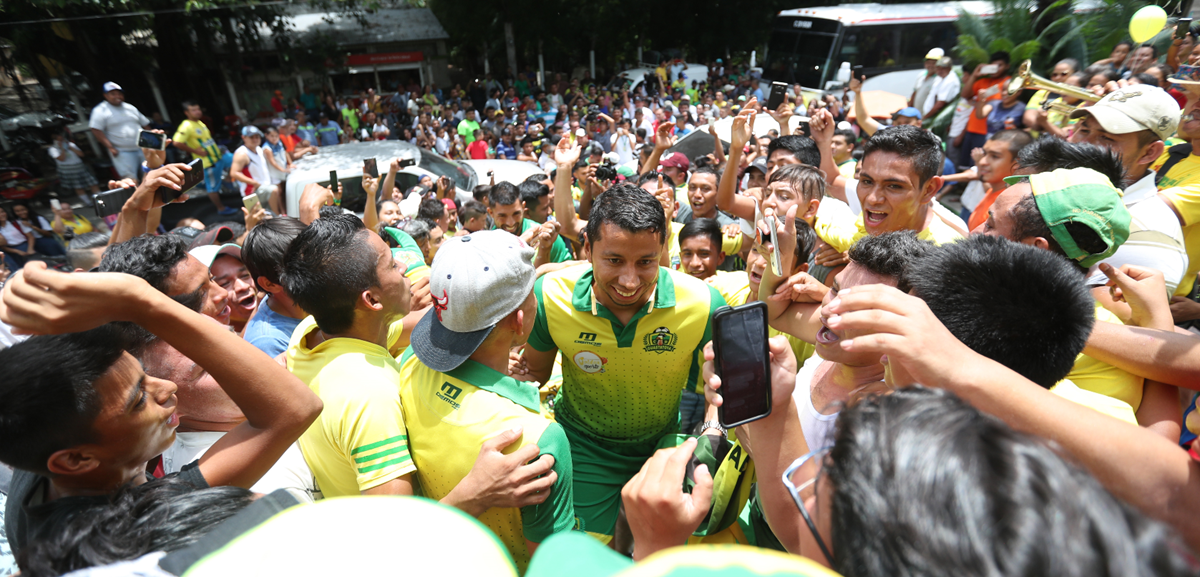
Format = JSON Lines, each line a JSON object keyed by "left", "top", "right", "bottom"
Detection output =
{"left": 852, "top": 65, "right": 866, "bottom": 82}
{"left": 49, "top": 198, "right": 61, "bottom": 212}
{"left": 165, "top": 158, "right": 204, "bottom": 204}
{"left": 242, "top": 193, "right": 261, "bottom": 213}
{"left": 363, "top": 158, "right": 378, "bottom": 178}
{"left": 398, "top": 158, "right": 416, "bottom": 168}
{"left": 767, "top": 81, "right": 789, "bottom": 111}
{"left": 713, "top": 302, "right": 772, "bottom": 428}
{"left": 1178, "top": 18, "right": 1193, "bottom": 39}
{"left": 137, "top": 130, "right": 167, "bottom": 151}
{"left": 93, "top": 187, "right": 134, "bottom": 218}
{"left": 767, "top": 215, "right": 783, "bottom": 277}
{"left": 980, "top": 64, "right": 999, "bottom": 76}
{"left": 329, "top": 170, "right": 341, "bottom": 206}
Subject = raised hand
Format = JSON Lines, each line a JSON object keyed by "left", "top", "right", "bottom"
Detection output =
{"left": 621, "top": 437, "right": 713, "bottom": 561}
{"left": 729, "top": 107, "right": 757, "bottom": 148}
{"left": 553, "top": 134, "right": 582, "bottom": 167}
{"left": 655, "top": 121, "right": 677, "bottom": 151}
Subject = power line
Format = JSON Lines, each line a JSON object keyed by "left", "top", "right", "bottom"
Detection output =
{"left": 0, "top": 1, "right": 295, "bottom": 27}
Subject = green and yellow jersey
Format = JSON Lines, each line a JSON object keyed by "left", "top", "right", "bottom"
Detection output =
{"left": 1158, "top": 184, "right": 1200, "bottom": 296}
{"left": 173, "top": 119, "right": 221, "bottom": 168}
{"left": 1066, "top": 302, "right": 1144, "bottom": 411}
{"left": 384, "top": 226, "right": 431, "bottom": 281}
{"left": 814, "top": 203, "right": 962, "bottom": 254}
{"left": 666, "top": 222, "right": 744, "bottom": 272}
{"left": 397, "top": 351, "right": 574, "bottom": 572}
{"left": 287, "top": 317, "right": 415, "bottom": 498}
{"left": 706, "top": 271, "right": 815, "bottom": 365}
{"left": 529, "top": 264, "right": 726, "bottom": 442}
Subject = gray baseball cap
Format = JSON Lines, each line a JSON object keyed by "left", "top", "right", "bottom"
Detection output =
{"left": 410, "top": 230, "right": 536, "bottom": 371}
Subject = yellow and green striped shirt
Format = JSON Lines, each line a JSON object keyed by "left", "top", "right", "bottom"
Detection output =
{"left": 529, "top": 265, "right": 726, "bottom": 442}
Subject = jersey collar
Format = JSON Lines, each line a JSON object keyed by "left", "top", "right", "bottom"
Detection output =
{"left": 445, "top": 360, "right": 540, "bottom": 413}
{"left": 571, "top": 266, "right": 677, "bottom": 314}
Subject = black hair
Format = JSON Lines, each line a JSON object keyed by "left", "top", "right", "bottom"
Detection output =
{"left": 1137, "top": 43, "right": 1159, "bottom": 59}
{"left": 519, "top": 180, "right": 551, "bottom": 209}
{"left": 19, "top": 476, "right": 255, "bottom": 577}
{"left": 317, "top": 205, "right": 343, "bottom": 220}
{"left": 766, "top": 135, "right": 821, "bottom": 167}
{"left": 1017, "top": 136, "right": 1126, "bottom": 189}
{"left": 585, "top": 182, "right": 667, "bottom": 246}
{"left": 1114, "top": 40, "right": 1134, "bottom": 51}
{"left": 861, "top": 125, "right": 943, "bottom": 187}
{"left": 637, "top": 171, "right": 676, "bottom": 188}
{"left": 523, "top": 173, "right": 548, "bottom": 185}
{"left": 988, "top": 128, "right": 1034, "bottom": 158}
{"left": 417, "top": 197, "right": 447, "bottom": 223}
{"left": 1132, "top": 72, "right": 1160, "bottom": 86}
{"left": 1008, "top": 192, "right": 1108, "bottom": 267}
{"left": 904, "top": 234, "right": 1093, "bottom": 387}
{"left": 472, "top": 185, "right": 491, "bottom": 202}
{"left": 280, "top": 214, "right": 380, "bottom": 335}
{"left": 181, "top": 100, "right": 199, "bottom": 111}
{"left": 487, "top": 182, "right": 520, "bottom": 207}
{"left": 400, "top": 219, "right": 431, "bottom": 243}
{"left": 0, "top": 325, "right": 132, "bottom": 474}
{"left": 1085, "top": 65, "right": 1120, "bottom": 84}
{"left": 846, "top": 231, "right": 933, "bottom": 293}
{"left": 691, "top": 165, "right": 721, "bottom": 180}
{"left": 827, "top": 386, "right": 1195, "bottom": 577}
{"left": 460, "top": 200, "right": 488, "bottom": 222}
{"left": 1056, "top": 58, "right": 1080, "bottom": 74}
{"left": 769, "top": 163, "right": 827, "bottom": 205}
{"left": 98, "top": 234, "right": 189, "bottom": 295}
{"left": 678, "top": 217, "right": 723, "bottom": 250}
{"left": 242, "top": 216, "right": 307, "bottom": 288}
{"left": 66, "top": 231, "right": 111, "bottom": 270}
{"left": 989, "top": 50, "right": 1011, "bottom": 64}
{"left": 832, "top": 129, "right": 857, "bottom": 148}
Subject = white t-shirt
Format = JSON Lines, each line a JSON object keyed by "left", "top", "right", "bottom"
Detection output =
{"left": 960, "top": 179, "right": 986, "bottom": 212}
{"left": 234, "top": 144, "right": 271, "bottom": 196}
{"left": 0, "top": 221, "right": 26, "bottom": 245}
{"left": 17, "top": 215, "right": 52, "bottom": 239}
{"left": 949, "top": 98, "right": 974, "bottom": 139}
{"left": 922, "top": 73, "right": 962, "bottom": 116}
{"left": 88, "top": 101, "right": 149, "bottom": 150}
{"left": 793, "top": 353, "right": 840, "bottom": 451}
{"left": 612, "top": 132, "right": 636, "bottom": 166}
{"left": 48, "top": 142, "right": 84, "bottom": 167}
{"left": 1085, "top": 172, "right": 1189, "bottom": 293}
{"left": 161, "top": 432, "right": 318, "bottom": 502}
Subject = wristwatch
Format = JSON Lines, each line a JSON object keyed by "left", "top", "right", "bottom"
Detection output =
{"left": 699, "top": 420, "right": 727, "bottom": 439}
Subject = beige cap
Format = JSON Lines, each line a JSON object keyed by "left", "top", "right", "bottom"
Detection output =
{"left": 1069, "top": 84, "right": 1181, "bottom": 141}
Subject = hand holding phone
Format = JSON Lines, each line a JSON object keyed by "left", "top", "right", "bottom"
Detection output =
{"left": 767, "top": 81, "right": 789, "bottom": 111}
{"left": 137, "top": 130, "right": 167, "bottom": 151}
{"left": 1178, "top": 18, "right": 1193, "bottom": 39}
{"left": 712, "top": 302, "right": 773, "bottom": 427}
{"left": 363, "top": 158, "right": 379, "bottom": 178}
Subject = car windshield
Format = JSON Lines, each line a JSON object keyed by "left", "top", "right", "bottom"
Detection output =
{"left": 419, "top": 149, "right": 476, "bottom": 190}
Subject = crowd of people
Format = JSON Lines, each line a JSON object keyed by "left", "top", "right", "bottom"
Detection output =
{"left": 8, "top": 28, "right": 1200, "bottom": 577}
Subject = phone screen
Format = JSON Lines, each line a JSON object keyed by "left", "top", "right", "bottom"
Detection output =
{"left": 714, "top": 302, "right": 772, "bottom": 428}
{"left": 137, "top": 130, "right": 166, "bottom": 151}
{"left": 767, "top": 82, "right": 788, "bottom": 111}
{"left": 363, "top": 158, "right": 378, "bottom": 178}
{"left": 1178, "top": 18, "right": 1193, "bottom": 39}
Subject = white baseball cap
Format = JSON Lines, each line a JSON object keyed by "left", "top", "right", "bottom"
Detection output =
{"left": 410, "top": 230, "right": 536, "bottom": 371}
{"left": 102, "top": 81, "right": 123, "bottom": 93}
{"left": 189, "top": 243, "right": 242, "bottom": 268}
{"left": 1069, "top": 84, "right": 1181, "bottom": 141}
{"left": 925, "top": 48, "right": 945, "bottom": 60}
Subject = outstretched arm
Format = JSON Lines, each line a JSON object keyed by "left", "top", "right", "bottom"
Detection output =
{"left": 715, "top": 106, "right": 760, "bottom": 222}
{"left": 553, "top": 137, "right": 588, "bottom": 242}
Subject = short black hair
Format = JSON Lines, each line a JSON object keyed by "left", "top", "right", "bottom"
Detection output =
{"left": 1132, "top": 72, "right": 1160, "bottom": 86}
{"left": 523, "top": 173, "right": 548, "bottom": 185}
{"left": 766, "top": 135, "right": 821, "bottom": 167}
{"left": 519, "top": 180, "right": 551, "bottom": 209}
{"left": 98, "top": 235, "right": 189, "bottom": 295}
{"left": 769, "top": 163, "right": 827, "bottom": 205}
{"left": 281, "top": 214, "right": 380, "bottom": 335}
{"left": 1137, "top": 43, "right": 1159, "bottom": 58}
{"left": 846, "top": 231, "right": 933, "bottom": 293}
{"left": 637, "top": 171, "right": 676, "bottom": 188}
{"left": 66, "top": 231, "right": 111, "bottom": 270}
{"left": 472, "top": 185, "right": 491, "bottom": 202}
{"left": 832, "top": 129, "right": 857, "bottom": 148}
{"left": 1016, "top": 136, "right": 1126, "bottom": 189}
{"left": 460, "top": 200, "right": 488, "bottom": 222}
{"left": 586, "top": 182, "right": 667, "bottom": 246}
{"left": 0, "top": 325, "right": 132, "bottom": 474}
{"left": 1008, "top": 192, "right": 1108, "bottom": 268}
{"left": 487, "top": 182, "right": 520, "bottom": 207}
{"left": 988, "top": 129, "right": 1034, "bottom": 158}
{"left": 861, "top": 125, "right": 943, "bottom": 188}
{"left": 400, "top": 219, "right": 430, "bottom": 243}
{"left": 181, "top": 100, "right": 199, "bottom": 110}
{"left": 989, "top": 50, "right": 1011, "bottom": 64}
{"left": 417, "top": 197, "right": 446, "bottom": 223}
{"left": 691, "top": 165, "right": 721, "bottom": 180}
{"left": 678, "top": 217, "right": 723, "bottom": 249}
{"left": 904, "top": 234, "right": 1093, "bottom": 388}
{"left": 242, "top": 216, "right": 307, "bottom": 288}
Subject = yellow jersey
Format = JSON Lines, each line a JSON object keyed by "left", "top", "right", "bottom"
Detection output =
{"left": 815, "top": 204, "right": 963, "bottom": 254}
{"left": 1065, "top": 304, "right": 1144, "bottom": 411}
{"left": 397, "top": 351, "right": 574, "bottom": 572}
{"left": 173, "top": 119, "right": 222, "bottom": 168}
{"left": 287, "top": 317, "right": 415, "bottom": 497}
{"left": 529, "top": 264, "right": 726, "bottom": 442}
{"left": 1158, "top": 183, "right": 1200, "bottom": 295}
{"left": 706, "top": 271, "right": 814, "bottom": 366}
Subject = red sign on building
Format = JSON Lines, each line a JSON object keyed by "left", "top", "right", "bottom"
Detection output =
{"left": 345, "top": 52, "right": 424, "bottom": 66}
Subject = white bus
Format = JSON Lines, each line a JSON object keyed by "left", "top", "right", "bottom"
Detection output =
{"left": 763, "top": 2, "right": 992, "bottom": 91}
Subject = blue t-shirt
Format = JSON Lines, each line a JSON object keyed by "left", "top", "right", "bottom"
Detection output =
{"left": 496, "top": 141, "right": 517, "bottom": 160}
{"left": 986, "top": 102, "right": 1026, "bottom": 137}
{"left": 243, "top": 296, "right": 303, "bottom": 359}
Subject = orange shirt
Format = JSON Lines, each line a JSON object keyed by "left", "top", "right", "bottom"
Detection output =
{"left": 968, "top": 187, "right": 1003, "bottom": 231}
{"left": 966, "top": 76, "right": 1008, "bottom": 135}
{"left": 280, "top": 133, "right": 299, "bottom": 153}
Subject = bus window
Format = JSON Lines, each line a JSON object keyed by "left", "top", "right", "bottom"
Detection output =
{"left": 839, "top": 26, "right": 899, "bottom": 71}
{"left": 767, "top": 31, "right": 836, "bottom": 87}
{"left": 897, "top": 23, "right": 958, "bottom": 67}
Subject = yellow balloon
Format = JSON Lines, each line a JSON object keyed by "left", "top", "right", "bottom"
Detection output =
{"left": 1129, "top": 5, "right": 1168, "bottom": 44}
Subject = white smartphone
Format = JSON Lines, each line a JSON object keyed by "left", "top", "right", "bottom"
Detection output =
{"left": 50, "top": 199, "right": 61, "bottom": 212}
{"left": 980, "top": 64, "right": 999, "bottom": 76}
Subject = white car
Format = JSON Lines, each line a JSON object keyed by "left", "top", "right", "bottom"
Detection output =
{"left": 613, "top": 63, "right": 709, "bottom": 93}
{"left": 284, "top": 141, "right": 544, "bottom": 217}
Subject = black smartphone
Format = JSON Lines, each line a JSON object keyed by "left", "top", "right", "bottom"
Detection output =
{"left": 398, "top": 158, "right": 416, "bottom": 168}
{"left": 93, "top": 187, "right": 134, "bottom": 218}
{"left": 363, "top": 158, "right": 378, "bottom": 178}
{"left": 137, "top": 130, "right": 167, "bottom": 151}
{"left": 713, "top": 301, "right": 772, "bottom": 428}
{"left": 767, "top": 81, "right": 789, "bottom": 111}
{"left": 329, "top": 170, "right": 341, "bottom": 206}
{"left": 1179, "top": 18, "right": 1194, "bottom": 39}
{"left": 165, "top": 158, "right": 204, "bottom": 203}
{"left": 852, "top": 65, "right": 866, "bottom": 82}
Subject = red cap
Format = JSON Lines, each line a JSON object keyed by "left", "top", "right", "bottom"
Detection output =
{"left": 658, "top": 152, "right": 690, "bottom": 171}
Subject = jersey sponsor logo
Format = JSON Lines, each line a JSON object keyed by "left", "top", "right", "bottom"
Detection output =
{"left": 573, "top": 351, "right": 607, "bottom": 373}
{"left": 643, "top": 326, "right": 678, "bottom": 354}
{"left": 574, "top": 331, "right": 601, "bottom": 346}
{"left": 436, "top": 382, "right": 462, "bottom": 409}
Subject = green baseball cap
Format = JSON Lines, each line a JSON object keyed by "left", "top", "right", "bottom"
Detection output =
{"left": 1003, "top": 167, "right": 1130, "bottom": 268}
{"left": 526, "top": 532, "right": 841, "bottom": 577}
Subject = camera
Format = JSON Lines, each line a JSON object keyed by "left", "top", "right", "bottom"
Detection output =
{"left": 594, "top": 159, "right": 618, "bottom": 182}
{"left": 586, "top": 105, "right": 600, "bottom": 124}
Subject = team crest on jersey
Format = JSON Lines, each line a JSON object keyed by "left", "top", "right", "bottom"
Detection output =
{"left": 573, "top": 351, "right": 607, "bottom": 373}
{"left": 643, "top": 326, "right": 678, "bottom": 354}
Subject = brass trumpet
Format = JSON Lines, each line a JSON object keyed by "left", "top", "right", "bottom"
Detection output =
{"left": 1005, "top": 60, "right": 1100, "bottom": 104}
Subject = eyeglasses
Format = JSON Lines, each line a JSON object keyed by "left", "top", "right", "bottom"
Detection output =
{"left": 782, "top": 446, "right": 835, "bottom": 566}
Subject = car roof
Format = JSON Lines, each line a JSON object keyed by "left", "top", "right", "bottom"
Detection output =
{"left": 291, "top": 141, "right": 424, "bottom": 173}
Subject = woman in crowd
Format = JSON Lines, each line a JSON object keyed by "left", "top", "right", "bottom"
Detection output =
{"left": 12, "top": 203, "right": 64, "bottom": 257}
{"left": 0, "top": 206, "right": 34, "bottom": 270}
